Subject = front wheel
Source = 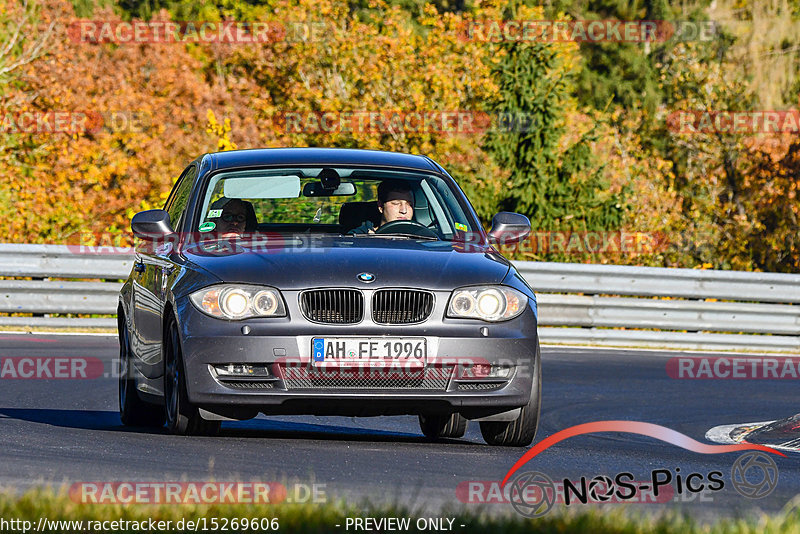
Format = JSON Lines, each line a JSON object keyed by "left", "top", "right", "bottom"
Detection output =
{"left": 164, "top": 318, "right": 220, "bottom": 436}
{"left": 480, "top": 341, "right": 541, "bottom": 446}
{"left": 419, "top": 413, "right": 468, "bottom": 439}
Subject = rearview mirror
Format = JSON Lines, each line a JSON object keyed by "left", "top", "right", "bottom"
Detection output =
{"left": 131, "top": 209, "right": 175, "bottom": 240}
{"left": 488, "top": 212, "right": 531, "bottom": 245}
{"left": 318, "top": 167, "right": 341, "bottom": 190}
{"left": 303, "top": 181, "right": 357, "bottom": 197}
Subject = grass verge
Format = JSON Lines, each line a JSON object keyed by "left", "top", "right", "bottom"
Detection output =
{"left": 1, "top": 489, "right": 799, "bottom": 533}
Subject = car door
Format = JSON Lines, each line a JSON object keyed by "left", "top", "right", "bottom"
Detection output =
{"left": 131, "top": 164, "right": 197, "bottom": 379}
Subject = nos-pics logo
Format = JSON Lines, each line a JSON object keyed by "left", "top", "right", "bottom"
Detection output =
{"left": 501, "top": 421, "right": 782, "bottom": 518}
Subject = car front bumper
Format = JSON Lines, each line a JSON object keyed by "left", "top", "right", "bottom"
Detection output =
{"left": 176, "top": 292, "right": 539, "bottom": 420}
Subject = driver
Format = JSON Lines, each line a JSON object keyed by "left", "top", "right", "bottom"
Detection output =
{"left": 351, "top": 180, "right": 415, "bottom": 234}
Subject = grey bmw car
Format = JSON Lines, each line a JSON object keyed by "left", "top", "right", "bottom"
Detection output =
{"left": 118, "top": 148, "right": 540, "bottom": 446}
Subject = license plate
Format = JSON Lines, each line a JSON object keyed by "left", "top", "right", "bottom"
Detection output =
{"left": 312, "top": 337, "right": 427, "bottom": 365}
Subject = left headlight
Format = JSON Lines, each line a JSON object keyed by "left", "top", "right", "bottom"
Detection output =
{"left": 446, "top": 286, "right": 528, "bottom": 322}
{"left": 189, "top": 285, "right": 287, "bottom": 320}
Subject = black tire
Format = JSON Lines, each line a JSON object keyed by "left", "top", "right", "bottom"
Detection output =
{"left": 119, "top": 318, "right": 165, "bottom": 427}
{"left": 164, "top": 318, "right": 220, "bottom": 436}
{"left": 419, "top": 413, "right": 468, "bottom": 439}
{"left": 480, "top": 341, "right": 541, "bottom": 446}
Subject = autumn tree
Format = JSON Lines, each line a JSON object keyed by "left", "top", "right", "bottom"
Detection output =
{"left": 0, "top": 0, "right": 267, "bottom": 244}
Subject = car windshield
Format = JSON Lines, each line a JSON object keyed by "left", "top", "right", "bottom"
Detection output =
{"left": 195, "top": 167, "right": 477, "bottom": 241}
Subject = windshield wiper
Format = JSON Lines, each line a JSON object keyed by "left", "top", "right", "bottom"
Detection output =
{"left": 344, "top": 233, "right": 440, "bottom": 241}
{"left": 371, "top": 233, "right": 440, "bottom": 241}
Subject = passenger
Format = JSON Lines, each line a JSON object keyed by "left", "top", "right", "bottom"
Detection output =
{"left": 207, "top": 198, "right": 257, "bottom": 238}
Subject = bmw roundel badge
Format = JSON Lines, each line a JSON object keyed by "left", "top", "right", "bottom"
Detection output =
{"left": 357, "top": 272, "right": 376, "bottom": 283}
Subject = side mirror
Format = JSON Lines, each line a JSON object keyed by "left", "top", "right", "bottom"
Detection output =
{"left": 131, "top": 209, "right": 175, "bottom": 240}
{"left": 488, "top": 212, "right": 531, "bottom": 245}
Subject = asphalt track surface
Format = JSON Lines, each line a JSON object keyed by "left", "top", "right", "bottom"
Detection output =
{"left": 1, "top": 333, "right": 799, "bottom": 521}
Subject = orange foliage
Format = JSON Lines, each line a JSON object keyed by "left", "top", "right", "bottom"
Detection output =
{"left": 0, "top": 0, "right": 269, "bottom": 244}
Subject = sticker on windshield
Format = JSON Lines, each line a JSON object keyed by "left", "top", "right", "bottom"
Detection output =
{"left": 455, "top": 222, "right": 468, "bottom": 232}
{"left": 207, "top": 209, "right": 222, "bottom": 218}
{"left": 199, "top": 221, "right": 216, "bottom": 232}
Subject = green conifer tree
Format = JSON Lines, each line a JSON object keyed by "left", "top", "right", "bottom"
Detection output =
{"left": 483, "top": 32, "right": 626, "bottom": 235}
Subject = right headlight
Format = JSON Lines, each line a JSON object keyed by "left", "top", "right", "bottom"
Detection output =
{"left": 446, "top": 286, "right": 528, "bottom": 322}
{"left": 189, "top": 284, "right": 286, "bottom": 320}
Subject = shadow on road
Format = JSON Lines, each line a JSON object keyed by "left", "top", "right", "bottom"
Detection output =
{"left": 0, "top": 408, "right": 158, "bottom": 433}
{"left": 0, "top": 408, "right": 476, "bottom": 445}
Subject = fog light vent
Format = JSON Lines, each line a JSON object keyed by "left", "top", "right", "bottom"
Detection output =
{"left": 213, "top": 364, "right": 273, "bottom": 378}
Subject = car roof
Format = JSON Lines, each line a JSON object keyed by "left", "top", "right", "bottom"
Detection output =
{"left": 205, "top": 148, "right": 441, "bottom": 173}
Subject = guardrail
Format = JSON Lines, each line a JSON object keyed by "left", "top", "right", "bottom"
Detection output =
{"left": 1, "top": 244, "right": 798, "bottom": 353}
{"left": 0, "top": 243, "right": 133, "bottom": 279}
{"left": 0, "top": 244, "right": 126, "bottom": 328}
{"left": 516, "top": 263, "right": 800, "bottom": 353}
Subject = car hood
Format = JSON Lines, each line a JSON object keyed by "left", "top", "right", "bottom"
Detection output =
{"left": 181, "top": 235, "right": 511, "bottom": 290}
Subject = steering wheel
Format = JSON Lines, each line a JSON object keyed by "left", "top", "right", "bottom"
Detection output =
{"left": 374, "top": 220, "right": 439, "bottom": 239}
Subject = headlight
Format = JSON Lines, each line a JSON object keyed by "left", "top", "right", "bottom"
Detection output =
{"left": 190, "top": 285, "right": 286, "bottom": 320}
{"left": 446, "top": 286, "right": 527, "bottom": 322}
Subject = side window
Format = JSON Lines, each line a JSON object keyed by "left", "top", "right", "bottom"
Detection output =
{"left": 164, "top": 166, "right": 197, "bottom": 232}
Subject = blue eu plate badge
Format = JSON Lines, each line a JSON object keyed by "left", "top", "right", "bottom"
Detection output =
{"left": 313, "top": 339, "right": 325, "bottom": 362}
